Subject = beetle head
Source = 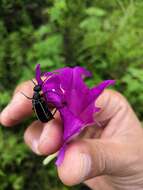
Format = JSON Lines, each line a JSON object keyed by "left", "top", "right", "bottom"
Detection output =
{"left": 34, "top": 85, "right": 41, "bottom": 92}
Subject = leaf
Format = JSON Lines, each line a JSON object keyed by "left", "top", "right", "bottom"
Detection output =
{"left": 85, "top": 7, "right": 106, "bottom": 17}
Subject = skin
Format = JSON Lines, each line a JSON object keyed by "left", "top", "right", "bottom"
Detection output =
{"left": 1, "top": 81, "right": 143, "bottom": 190}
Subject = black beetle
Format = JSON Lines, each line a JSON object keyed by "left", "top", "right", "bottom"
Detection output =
{"left": 21, "top": 79, "right": 57, "bottom": 123}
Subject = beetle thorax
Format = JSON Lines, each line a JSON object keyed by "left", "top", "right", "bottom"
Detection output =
{"left": 33, "top": 92, "right": 41, "bottom": 100}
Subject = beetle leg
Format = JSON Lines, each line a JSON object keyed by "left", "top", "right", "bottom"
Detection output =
{"left": 21, "top": 92, "right": 33, "bottom": 100}
{"left": 52, "top": 108, "right": 57, "bottom": 117}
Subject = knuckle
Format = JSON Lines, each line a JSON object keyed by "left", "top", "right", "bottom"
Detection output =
{"left": 80, "top": 140, "right": 108, "bottom": 176}
{"left": 92, "top": 141, "right": 107, "bottom": 175}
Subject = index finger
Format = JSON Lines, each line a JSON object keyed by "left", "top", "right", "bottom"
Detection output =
{"left": 0, "top": 80, "right": 34, "bottom": 127}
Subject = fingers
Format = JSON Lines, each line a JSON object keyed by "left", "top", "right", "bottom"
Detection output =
{"left": 57, "top": 90, "right": 142, "bottom": 186}
{"left": 0, "top": 79, "right": 63, "bottom": 156}
{"left": 94, "top": 90, "right": 142, "bottom": 139}
{"left": 0, "top": 81, "right": 34, "bottom": 127}
{"left": 57, "top": 139, "right": 133, "bottom": 186}
{"left": 24, "top": 112, "right": 63, "bottom": 155}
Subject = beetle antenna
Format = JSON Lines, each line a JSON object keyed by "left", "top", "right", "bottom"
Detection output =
{"left": 31, "top": 79, "right": 37, "bottom": 86}
{"left": 21, "top": 92, "right": 33, "bottom": 100}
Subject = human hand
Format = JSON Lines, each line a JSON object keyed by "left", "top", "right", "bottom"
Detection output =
{"left": 1, "top": 81, "right": 143, "bottom": 190}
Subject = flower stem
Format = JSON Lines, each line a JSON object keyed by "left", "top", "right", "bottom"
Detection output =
{"left": 43, "top": 152, "right": 58, "bottom": 165}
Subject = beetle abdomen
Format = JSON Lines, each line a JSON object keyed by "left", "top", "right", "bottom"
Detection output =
{"left": 33, "top": 100, "right": 54, "bottom": 123}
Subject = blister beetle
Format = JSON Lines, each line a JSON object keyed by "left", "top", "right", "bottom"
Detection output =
{"left": 21, "top": 79, "right": 57, "bottom": 123}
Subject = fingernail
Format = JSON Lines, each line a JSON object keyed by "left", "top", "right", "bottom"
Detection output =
{"left": 79, "top": 153, "right": 92, "bottom": 181}
{"left": 32, "top": 140, "right": 42, "bottom": 155}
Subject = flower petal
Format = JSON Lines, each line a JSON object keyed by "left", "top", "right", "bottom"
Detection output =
{"left": 35, "top": 64, "right": 43, "bottom": 85}
{"left": 56, "top": 144, "right": 67, "bottom": 166}
{"left": 45, "top": 67, "right": 91, "bottom": 92}
{"left": 79, "top": 80, "right": 115, "bottom": 124}
{"left": 37, "top": 65, "right": 115, "bottom": 166}
{"left": 59, "top": 106, "right": 83, "bottom": 141}
{"left": 44, "top": 91, "right": 64, "bottom": 108}
{"left": 90, "top": 80, "right": 115, "bottom": 99}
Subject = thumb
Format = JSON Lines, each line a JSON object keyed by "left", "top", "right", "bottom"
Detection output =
{"left": 57, "top": 139, "right": 131, "bottom": 186}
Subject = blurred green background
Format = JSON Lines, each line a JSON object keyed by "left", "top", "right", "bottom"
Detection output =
{"left": 0, "top": 0, "right": 143, "bottom": 189}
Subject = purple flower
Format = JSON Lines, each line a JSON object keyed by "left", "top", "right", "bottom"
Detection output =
{"left": 35, "top": 64, "right": 115, "bottom": 166}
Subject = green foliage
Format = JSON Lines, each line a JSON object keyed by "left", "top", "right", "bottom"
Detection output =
{"left": 0, "top": 127, "right": 71, "bottom": 190}
{"left": 0, "top": 0, "right": 143, "bottom": 189}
